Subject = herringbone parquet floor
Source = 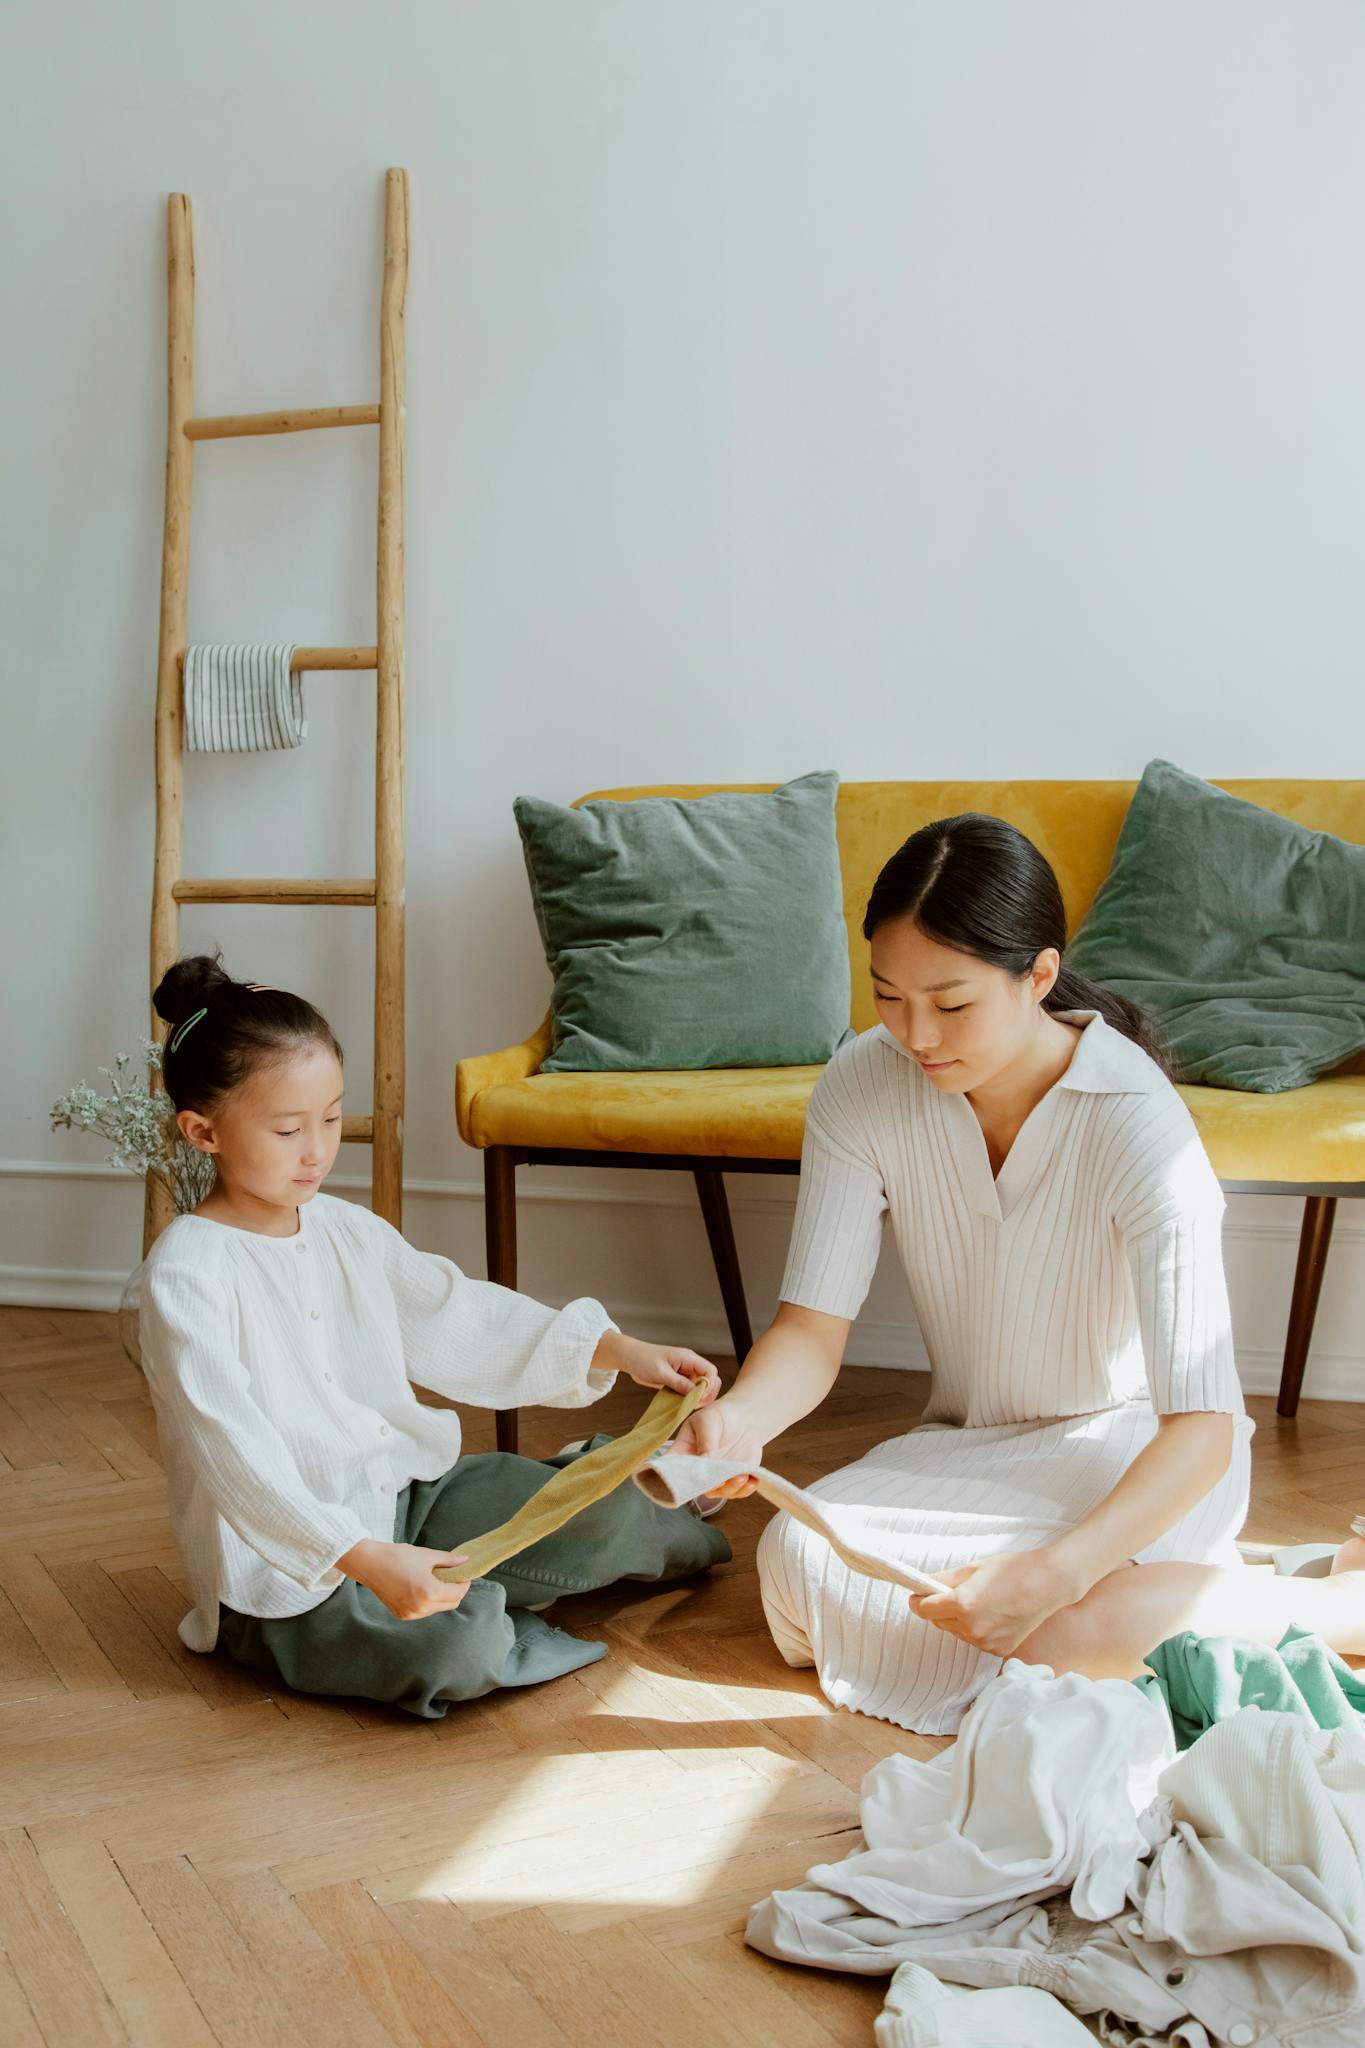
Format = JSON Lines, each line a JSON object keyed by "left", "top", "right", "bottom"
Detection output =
{"left": 0, "top": 1303, "right": 1359, "bottom": 2046}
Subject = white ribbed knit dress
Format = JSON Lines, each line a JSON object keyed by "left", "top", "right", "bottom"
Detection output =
{"left": 756, "top": 1008, "right": 1253, "bottom": 1736}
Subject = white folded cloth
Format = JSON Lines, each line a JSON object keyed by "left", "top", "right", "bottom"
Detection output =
{"left": 875, "top": 1963, "right": 1097, "bottom": 2047}
{"left": 635, "top": 1452, "right": 950, "bottom": 1597}
{"left": 184, "top": 644, "right": 304, "bottom": 751}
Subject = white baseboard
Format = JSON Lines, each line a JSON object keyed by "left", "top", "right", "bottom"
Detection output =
{"left": 0, "top": 1265, "right": 133, "bottom": 1312}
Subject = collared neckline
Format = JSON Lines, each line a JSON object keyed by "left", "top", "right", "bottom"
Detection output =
{"left": 875, "top": 1009, "right": 1166, "bottom": 1223}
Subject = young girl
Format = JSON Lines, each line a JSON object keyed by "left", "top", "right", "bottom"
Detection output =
{"left": 139, "top": 954, "right": 729, "bottom": 1719}
{"left": 674, "top": 813, "right": 1365, "bottom": 1733}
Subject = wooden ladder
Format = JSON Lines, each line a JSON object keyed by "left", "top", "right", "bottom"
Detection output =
{"left": 144, "top": 169, "right": 409, "bottom": 1253}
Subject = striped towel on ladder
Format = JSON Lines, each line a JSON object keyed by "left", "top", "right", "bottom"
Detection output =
{"left": 184, "top": 644, "right": 305, "bottom": 751}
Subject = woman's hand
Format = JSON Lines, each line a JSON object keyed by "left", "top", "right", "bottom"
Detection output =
{"left": 668, "top": 1393, "right": 769, "bottom": 1500}
{"left": 908, "top": 1547, "right": 1083, "bottom": 1659}
{"left": 338, "top": 1538, "right": 472, "bottom": 1621}
{"left": 593, "top": 1331, "right": 721, "bottom": 1405}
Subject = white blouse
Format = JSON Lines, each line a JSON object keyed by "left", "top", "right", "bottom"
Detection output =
{"left": 780, "top": 1010, "right": 1247, "bottom": 1428}
{"left": 138, "top": 1193, "right": 618, "bottom": 1650}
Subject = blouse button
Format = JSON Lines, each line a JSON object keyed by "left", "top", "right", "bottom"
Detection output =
{"left": 310, "top": 1309, "right": 320, "bottom": 1321}
{"left": 295, "top": 1243, "right": 306, "bottom": 1254}
{"left": 1227, "top": 2031, "right": 1255, "bottom": 2047}
{"left": 1165, "top": 1967, "right": 1188, "bottom": 1989}
{"left": 1125, "top": 1919, "right": 1143, "bottom": 1938}
{"left": 379, "top": 1424, "right": 390, "bottom": 1436}
{"left": 323, "top": 1372, "right": 333, "bottom": 1384}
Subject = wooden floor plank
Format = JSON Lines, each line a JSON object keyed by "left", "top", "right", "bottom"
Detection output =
{"left": 0, "top": 1550, "right": 130, "bottom": 1697}
{"left": 3, "top": 1386, "right": 117, "bottom": 1478}
{"left": 665, "top": 1930, "right": 859, "bottom": 2047}
{"left": 295, "top": 1883, "right": 486, "bottom": 2048}
{"left": 120, "top": 1854, "right": 396, "bottom": 2048}
{"left": 571, "top": 1918, "right": 753, "bottom": 2048}
{"left": 45, "top": 1560, "right": 197, "bottom": 1701}
{"left": 0, "top": 1828, "right": 127, "bottom": 2046}
{"left": 0, "top": 1392, "right": 64, "bottom": 1474}
{"left": 110, "top": 1567, "right": 270, "bottom": 1708}
{"left": 0, "top": 1952, "right": 46, "bottom": 2048}
{"left": 471, "top": 1906, "right": 659, "bottom": 2047}
{"left": 35, "top": 1831, "right": 218, "bottom": 2048}
{"left": 54, "top": 1390, "right": 165, "bottom": 1482}
{"left": 381, "top": 1897, "right": 573, "bottom": 2047}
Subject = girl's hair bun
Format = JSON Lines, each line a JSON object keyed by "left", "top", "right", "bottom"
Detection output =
{"left": 153, "top": 953, "right": 343, "bottom": 1113}
{"left": 152, "top": 951, "right": 234, "bottom": 1028}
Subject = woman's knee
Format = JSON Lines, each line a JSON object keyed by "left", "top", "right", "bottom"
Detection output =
{"left": 755, "top": 1509, "right": 793, "bottom": 1589}
{"left": 756, "top": 1512, "right": 815, "bottom": 1658}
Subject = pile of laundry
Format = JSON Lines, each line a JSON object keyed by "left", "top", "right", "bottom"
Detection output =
{"left": 746, "top": 1637, "right": 1365, "bottom": 2047}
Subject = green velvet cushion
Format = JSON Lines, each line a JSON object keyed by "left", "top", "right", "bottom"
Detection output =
{"left": 514, "top": 771, "right": 853, "bottom": 1072}
{"left": 1068, "top": 758, "right": 1365, "bottom": 1092}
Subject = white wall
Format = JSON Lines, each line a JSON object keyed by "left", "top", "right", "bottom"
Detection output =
{"left": 4, "top": 1, "right": 1364, "bottom": 1395}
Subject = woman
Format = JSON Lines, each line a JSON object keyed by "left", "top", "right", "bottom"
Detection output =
{"left": 675, "top": 813, "right": 1360, "bottom": 1734}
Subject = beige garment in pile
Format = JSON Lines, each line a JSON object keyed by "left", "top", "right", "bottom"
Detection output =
{"left": 635, "top": 1454, "right": 950, "bottom": 1597}
{"left": 432, "top": 1383, "right": 706, "bottom": 1582}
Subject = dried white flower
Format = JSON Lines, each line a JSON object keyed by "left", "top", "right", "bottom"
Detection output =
{"left": 51, "top": 1041, "right": 216, "bottom": 1213}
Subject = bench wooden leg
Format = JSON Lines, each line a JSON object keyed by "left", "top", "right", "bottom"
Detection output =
{"left": 485, "top": 1147, "right": 520, "bottom": 1454}
{"left": 1276, "top": 1194, "right": 1338, "bottom": 1418}
{"left": 693, "top": 1166, "right": 754, "bottom": 1365}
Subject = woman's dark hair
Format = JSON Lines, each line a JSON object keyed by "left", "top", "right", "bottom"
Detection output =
{"left": 152, "top": 952, "right": 344, "bottom": 1112}
{"left": 862, "top": 814, "right": 1176, "bottom": 1078}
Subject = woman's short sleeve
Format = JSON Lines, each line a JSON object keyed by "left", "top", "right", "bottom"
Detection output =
{"left": 1113, "top": 1100, "right": 1243, "bottom": 1416}
{"left": 780, "top": 1055, "right": 889, "bottom": 1322}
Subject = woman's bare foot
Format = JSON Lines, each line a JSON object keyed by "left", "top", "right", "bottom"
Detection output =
{"left": 1331, "top": 1529, "right": 1365, "bottom": 1576}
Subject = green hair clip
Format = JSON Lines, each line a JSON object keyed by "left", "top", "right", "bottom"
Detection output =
{"left": 169, "top": 1007, "right": 208, "bottom": 1054}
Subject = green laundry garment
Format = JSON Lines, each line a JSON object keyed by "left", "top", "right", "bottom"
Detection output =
{"left": 1134, "top": 1624, "right": 1365, "bottom": 1749}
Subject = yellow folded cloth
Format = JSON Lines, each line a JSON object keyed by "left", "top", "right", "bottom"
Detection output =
{"left": 432, "top": 1381, "right": 708, "bottom": 1583}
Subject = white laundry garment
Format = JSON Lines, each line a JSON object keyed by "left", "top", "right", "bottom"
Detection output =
{"left": 1158, "top": 1703, "right": 1365, "bottom": 1946}
{"left": 636, "top": 1453, "right": 950, "bottom": 1595}
{"left": 869, "top": 1711, "right": 1365, "bottom": 2048}
{"left": 875, "top": 1961, "right": 1098, "bottom": 2047}
{"left": 745, "top": 1659, "right": 1174, "bottom": 1973}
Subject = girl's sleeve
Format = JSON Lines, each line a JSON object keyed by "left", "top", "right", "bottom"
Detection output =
{"left": 1114, "top": 1111, "right": 1243, "bottom": 1415}
{"left": 780, "top": 1056, "right": 889, "bottom": 1322}
{"left": 140, "top": 1265, "right": 368, "bottom": 1587}
{"left": 367, "top": 1213, "right": 621, "bottom": 1411}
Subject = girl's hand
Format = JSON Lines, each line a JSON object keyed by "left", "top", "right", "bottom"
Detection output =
{"left": 908, "top": 1547, "right": 1081, "bottom": 1659}
{"left": 593, "top": 1331, "right": 722, "bottom": 1406}
{"left": 669, "top": 1393, "right": 768, "bottom": 1500}
{"left": 339, "top": 1539, "right": 472, "bottom": 1622}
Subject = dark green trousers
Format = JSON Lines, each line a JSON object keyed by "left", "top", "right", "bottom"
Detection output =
{"left": 217, "top": 1435, "right": 731, "bottom": 1719}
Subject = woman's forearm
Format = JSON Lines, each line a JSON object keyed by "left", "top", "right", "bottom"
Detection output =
{"left": 1048, "top": 1411, "right": 1235, "bottom": 1599}
{"left": 723, "top": 1304, "right": 849, "bottom": 1443}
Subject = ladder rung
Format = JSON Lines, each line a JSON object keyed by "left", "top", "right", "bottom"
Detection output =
{"left": 292, "top": 645, "right": 378, "bottom": 671}
{"left": 341, "top": 1117, "right": 373, "bottom": 1144}
{"left": 176, "top": 646, "right": 378, "bottom": 673}
{"left": 184, "top": 404, "right": 380, "bottom": 442}
{"left": 173, "top": 878, "right": 377, "bottom": 906}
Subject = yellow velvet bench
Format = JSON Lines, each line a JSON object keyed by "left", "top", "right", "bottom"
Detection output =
{"left": 457, "top": 780, "right": 1365, "bottom": 1451}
